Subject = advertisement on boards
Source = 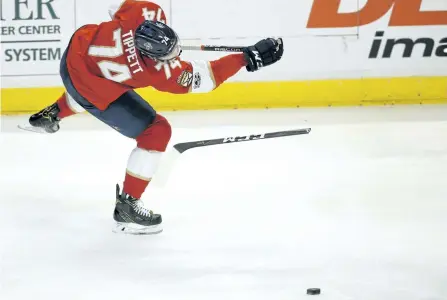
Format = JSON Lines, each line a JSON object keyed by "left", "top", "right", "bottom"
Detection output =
{"left": 1, "top": 0, "right": 76, "bottom": 76}
{"left": 307, "top": 0, "right": 447, "bottom": 60}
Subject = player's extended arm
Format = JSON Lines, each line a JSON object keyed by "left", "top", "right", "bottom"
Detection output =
{"left": 153, "top": 38, "right": 284, "bottom": 94}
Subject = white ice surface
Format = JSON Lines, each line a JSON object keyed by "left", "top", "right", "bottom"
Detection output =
{"left": 1, "top": 106, "right": 447, "bottom": 300}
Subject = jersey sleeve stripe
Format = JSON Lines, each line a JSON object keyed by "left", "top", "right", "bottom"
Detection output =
{"left": 190, "top": 60, "right": 216, "bottom": 93}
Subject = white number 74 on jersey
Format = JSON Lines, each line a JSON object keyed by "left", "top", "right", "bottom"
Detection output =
{"left": 88, "top": 28, "right": 180, "bottom": 83}
{"left": 142, "top": 7, "right": 165, "bottom": 23}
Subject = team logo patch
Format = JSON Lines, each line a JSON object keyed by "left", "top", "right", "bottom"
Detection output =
{"left": 177, "top": 71, "right": 193, "bottom": 87}
{"left": 144, "top": 42, "right": 153, "bottom": 50}
{"left": 193, "top": 72, "right": 201, "bottom": 89}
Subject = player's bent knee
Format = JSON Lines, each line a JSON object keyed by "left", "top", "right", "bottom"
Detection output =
{"left": 136, "top": 114, "right": 172, "bottom": 152}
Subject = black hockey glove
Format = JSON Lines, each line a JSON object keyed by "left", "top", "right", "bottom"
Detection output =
{"left": 243, "top": 38, "right": 284, "bottom": 72}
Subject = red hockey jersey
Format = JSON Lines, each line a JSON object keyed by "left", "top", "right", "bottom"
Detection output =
{"left": 65, "top": 0, "right": 247, "bottom": 110}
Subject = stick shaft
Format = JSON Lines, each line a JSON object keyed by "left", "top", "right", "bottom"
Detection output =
{"left": 174, "top": 128, "right": 311, "bottom": 153}
{"left": 181, "top": 38, "right": 282, "bottom": 52}
{"left": 181, "top": 45, "right": 245, "bottom": 52}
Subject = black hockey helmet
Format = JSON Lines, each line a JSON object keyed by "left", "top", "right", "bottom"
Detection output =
{"left": 135, "top": 20, "right": 181, "bottom": 61}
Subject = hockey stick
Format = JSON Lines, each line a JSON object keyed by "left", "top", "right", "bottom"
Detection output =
{"left": 181, "top": 45, "right": 245, "bottom": 52}
{"left": 174, "top": 127, "right": 311, "bottom": 153}
{"left": 151, "top": 128, "right": 311, "bottom": 188}
{"left": 181, "top": 38, "right": 283, "bottom": 52}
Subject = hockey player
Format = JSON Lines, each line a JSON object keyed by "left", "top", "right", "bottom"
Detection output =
{"left": 25, "top": 0, "right": 284, "bottom": 234}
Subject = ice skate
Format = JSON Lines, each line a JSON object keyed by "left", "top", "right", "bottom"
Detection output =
{"left": 18, "top": 103, "right": 61, "bottom": 134}
{"left": 113, "top": 184, "right": 163, "bottom": 235}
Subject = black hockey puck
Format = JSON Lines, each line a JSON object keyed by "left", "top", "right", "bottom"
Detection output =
{"left": 307, "top": 288, "right": 321, "bottom": 295}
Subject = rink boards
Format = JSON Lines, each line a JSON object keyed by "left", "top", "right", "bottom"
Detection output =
{"left": 1, "top": 76, "right": 447, "bottom": 114}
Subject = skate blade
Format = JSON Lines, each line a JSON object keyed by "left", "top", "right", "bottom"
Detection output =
{"left": 112, "top": 222, "right": 163, "bottom": 235}
{"left": 17, "top": 124, "right": 50, "bottom": 134}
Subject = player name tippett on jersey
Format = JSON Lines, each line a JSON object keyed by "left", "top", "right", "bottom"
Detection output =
{"left": 122, "top": 30, "right": 143, "bottom": 74}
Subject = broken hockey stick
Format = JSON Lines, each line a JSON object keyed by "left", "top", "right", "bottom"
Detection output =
{"left": 152, "top": 127, "right": 311, "bottom": 188}
{"left": 173, "top": 127, "right": 311, "bottom": 153}
{"left": 181, "top": 38, "right": 283, "bottom": 52}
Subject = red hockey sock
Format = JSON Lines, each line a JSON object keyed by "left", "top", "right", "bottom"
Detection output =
{"left": 123, "top": 115, "right": 172, "bottom": 199}
{"left": 123, "top": 172, "right": 151, "bottom": 199}
{"left": 56, "top": 93, "right": 76, "bottom": 119}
